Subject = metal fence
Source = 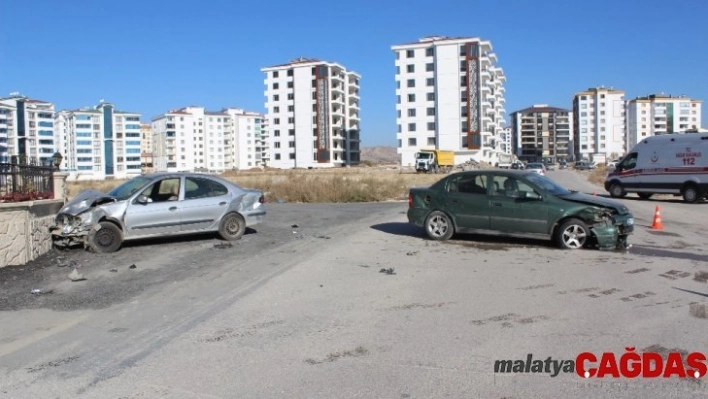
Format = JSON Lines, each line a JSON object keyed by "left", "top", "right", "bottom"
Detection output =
{"left": 0, "top": 156, "right": 55, "bottom": 202}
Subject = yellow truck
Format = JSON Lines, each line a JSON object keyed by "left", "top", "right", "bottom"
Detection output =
{"left": 415, "top": 150, "right": 455, "bottom": 173}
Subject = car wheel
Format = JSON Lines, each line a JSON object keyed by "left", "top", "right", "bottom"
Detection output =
{"left": 555, "top": 218, "right": 589, "bottom": 250}
{"left": 424, "top": 211, "right": 454, "bottom": 241}
{"left": 682, "top": 184, "right": 699, "bottom": 203}
{"left": 219, "top": 212, "right": 246, "bottom": 241}
{"left": 637, "top": 193, "right": 653, "bottom": 200}
{"left": 88, "top": 221, "right": 123, "bottom": 253}
{"left": 609, "top": 183, "right": 626, "bottom": 198}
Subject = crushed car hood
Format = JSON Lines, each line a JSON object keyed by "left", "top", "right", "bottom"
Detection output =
{"left": 59, "top": 190, "right": 117, "bottom": 216}
{"left": 559, "top": 192, "right": 630, "bottom": 214}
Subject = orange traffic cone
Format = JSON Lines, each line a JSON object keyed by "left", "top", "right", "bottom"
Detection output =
{"left": 651, "top": 206, "right": 664, "bottom": 230}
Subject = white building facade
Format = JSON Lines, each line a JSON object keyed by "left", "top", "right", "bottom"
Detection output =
{"left": 54, "top": 101, "right": 142, "bottom": 180}
{"left": 626, "top": 94, "right": 702, "bottom": 149}
{"left": 0, "top": 94, "right": 56, "bottom": 165}
{"left": 261, "top": 58, "right": 361, "bottom": 169}
{"left": 152, "top": 106, "right": 267, "bottom": 173}
{"left": 392, "top": 36, "right": 507, "bottom": 167}
{"left": 572, "top": 86, "right": 626, "bottom": 161}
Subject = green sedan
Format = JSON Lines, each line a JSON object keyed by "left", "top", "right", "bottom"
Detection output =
{"left": 407, "top": 170, "right": 634, "bottom": 250}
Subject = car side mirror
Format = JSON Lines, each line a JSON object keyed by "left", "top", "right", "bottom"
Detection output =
{"left": 525, "top": 191, "right": 542, "bottom": 200}
{"left": 137, "top": 195, "right": 150, "bottom": 204}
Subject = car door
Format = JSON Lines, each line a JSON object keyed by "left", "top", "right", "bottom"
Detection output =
{"left": 444, "top": 173, "right": 490, "bottom": 230}
{"left": 488, "top": 175, "right": 548, "bottom": 234}
{"left": 123, "top": 177, "right": 183, "bottom": 238}
{"left": 179, "top": 177, "right": 231, "bottom": 232}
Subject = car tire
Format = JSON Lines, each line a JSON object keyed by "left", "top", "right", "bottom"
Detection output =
{"left": 88, "top": 221, "right": 123, "bottom": 253}
{"left": 555, "top": 218, "right": 589, "bottom": 250}
{"left": 424, "top": 210, "right": 454, "bottom": 241}
{"left": 219, "top": 212, "right": 246, "bottom": 241}
{"left": 609, "top": 183, "right": 626, "bottom": 198}
{"left": 682, "top": 184, "right": 700, "bottom": 203}
{"left": 637, "top": 193, "right": 653, "bottom": 200}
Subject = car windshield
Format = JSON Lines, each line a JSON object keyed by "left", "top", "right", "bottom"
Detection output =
{"left": 524, "top": 173, "right": 571, "bottom": 196}
{"left": 107, "top": 176, "right": 152, "bottom": 200}
{"left": 416, "top": 153, "right": 432, "bottom": 159}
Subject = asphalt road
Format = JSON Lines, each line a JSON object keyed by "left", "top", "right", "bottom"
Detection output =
{"left": 1, "top": 171, "right": 707, "bottom": 398}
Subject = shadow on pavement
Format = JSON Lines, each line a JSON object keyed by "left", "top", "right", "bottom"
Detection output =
{"left": 370, "top": 222, "right": 426, "bottom": 238}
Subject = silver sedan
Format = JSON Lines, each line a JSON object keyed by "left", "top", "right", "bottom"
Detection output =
{"left": 50, "top": 173, "right": 266, "bottom": 253}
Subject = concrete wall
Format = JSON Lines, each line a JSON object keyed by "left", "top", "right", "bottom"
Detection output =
{"left": 0, "top": 200, "right": 64, "bottom": 268}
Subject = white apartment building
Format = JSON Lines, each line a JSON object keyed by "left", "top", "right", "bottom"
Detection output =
{"left": 261, "top": 58, "right": 361, "bottom": 169}
{"left": 572, "top": 86, "right": 626, "bottom": 161}
{"left": 54, "top": 101, "right": 142, "bottom": 180}
{"left": 392, "top": 36, "right": 507, "bottom": 167}
{"left": 152, "top": 106, "right": 267, "bottom": 173}
{"left": 626, "top": 94, "right": 702, "bottom": 148}
{"left": 0, "top": 93, "right": 56, "bottom": 165}
{"left": 500, "top": 126, "right": 512, "bottom": 156}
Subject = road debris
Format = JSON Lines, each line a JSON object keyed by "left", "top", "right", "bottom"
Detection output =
{"left": 58, "top": 260, "right": 78, "bottom": 268}
{"left": 695, "top": 271, "right": 708, "bottom": 284}
{"left": 291, "top": 224, "right": 299, "bottom": 228}
{"left": 379, "top": 267, "right": 396, "bottom": 275}
{"left": 406, "top": 251, "right": 418, "bottom": 256}
{"left": 68, "top": 269, "right": 86, "bottom": 282}
{"left": 214, "top": 242, "right": 233, "bottom": 249}
{"left": 129, "top": 264, "right": 137, "bottom": 269}
{"left": 109, "top": 269, "right": 118, "bottom": 273}
{"left": 31, "top": 288, "right": 53, "bottom": 295}
{"left": 316, "top": 235, "right": 331, "bottom": 239}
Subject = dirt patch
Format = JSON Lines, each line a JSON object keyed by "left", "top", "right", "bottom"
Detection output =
{"left": 304, "top": 346, "right": 369, "bottom": 365}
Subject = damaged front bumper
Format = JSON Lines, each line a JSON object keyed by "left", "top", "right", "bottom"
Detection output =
{"left": 590, "top": 214, "right": 634, "bottom": 251}
{"left": 49, "top": 214, "right": 93, "bottom": 248}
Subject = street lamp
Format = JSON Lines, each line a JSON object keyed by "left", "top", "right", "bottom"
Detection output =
{"left": 51, "top": 152, "right": 63, "bottom": 171}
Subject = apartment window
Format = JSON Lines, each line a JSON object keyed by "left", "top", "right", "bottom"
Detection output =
{"left": 406, "top": 49, "right": 414, "bottom": 58}
{"left": 289, "top": 129, "right": 295, "bottom": 136}
{"left": 397, "top": 95, "right": 401, "bottom": 104}
{"left": 460, "top": 76, "right": 468, "bottom": 86}
{"left": 427, "top": 122, "right": 435, "bottom": 131}
{"left": 407, "top": 64, "right": 415, "bottom": 73}
{"left": 427, "top": 137, "right": 436, "bottom": 145}
{"left": 408, "top": 123, "right": 416, "bottom": 132}
{"left": 396, "top": 81, "right": 400, "bottom": 89}
{"left": 426, "top": 47, "right": 434, "bottom": 57}
{"left": 288, "top": 117, "right": 294, "bottom": 123}
{"left": 397, "top": 110, "right": 401, "bottom": 118}
{"left": 274, "top": 106, "right": 280, "bottom": 113}
{"left": 408, "top": 137, "right": 417, "bottom": 146}
{"left": 600, "top": 119, "right": 605, "bottom": 123}
{"left": 287, "top": 93, "right": 294, "bottom": 100}
{"left": 273, "top": 71, "right": 279, "bottom": 78}
{"left": 289, "top": 141, "right": 295, "bottom": 148}
{"left": 427, "top": 92, "right": 435, "bottom": 101}
{"left": 397, "top": 124, "right": 401, "bottom": 133}
{"left": 581, "top": 96, "right": 587, "bottom": 100}
{"left": 273, "top": 94, "right": 279, "bottom": 101}
{"left": 274, "top": 130, "right": 280, "bottom": 137}
{"left": 408, "top": 109, "right": 416, "bottom": 117}
{"left": 427, "top": 107, "right": 435, "bottom": 116}
{"left": 426, "top": 78, "right": 434, "bottom": 86}
{"left": 274, "top": 142, "right": 281, "bottom": 148}
{"left": 426, "top": 63, "right": 434, "bottom": 72}
{"left": 273, "top": 83, "right": 279, "bottom": 89}
{"left": 275, "top": 154, "right": 281, "bottom": 160}
{"left": 600, "top": 128, "right": 606, "bottom": 132}
{"left": 407, "top": 79, "right": 415, "bottom": 88}
{"left": 287, "top": 82, "right": 293, "bottom": 88}
{"left": 581, "top": 112, "right": 587, "bottom": 117}
{"left": 407, "top": 94, "right": 416, "bottom": 102}
{"left": 600, "top": 94, "right": 605, "bottom": 99}
{"left": 600, "top": 111, "right": 605, "bottom": 115}
{"left": 289, "top": 153, "right": 296, "bottom": 160}
{"left": 274, "top": 118, "right": 280, "bottom": 124}
{"left": 287, "top": 69, "right": 293, "bottom": 76}
{"left": 459, "top": 45, "right": 467, "bottom": 56}
{"left": 288, "top": 105, "right": 294, "bottom": 112}
{"left": 580, "top": 104, "right": 587, "bottom": 109}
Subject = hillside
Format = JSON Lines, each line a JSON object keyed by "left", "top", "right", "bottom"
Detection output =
{"left": 360, "top": 146, "right": 399, "bottom": 164}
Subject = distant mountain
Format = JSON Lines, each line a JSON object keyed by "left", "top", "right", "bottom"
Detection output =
{"left": 360, "top": 146, "right": 399, "bottom": 164}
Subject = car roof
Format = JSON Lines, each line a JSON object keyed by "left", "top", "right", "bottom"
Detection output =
{"left": 449, "top": 170, "right": 535, "bottom": 177}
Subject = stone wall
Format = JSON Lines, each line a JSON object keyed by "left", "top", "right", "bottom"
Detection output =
{"left": 0, "top": 200, "right": 64, "bottom": 268}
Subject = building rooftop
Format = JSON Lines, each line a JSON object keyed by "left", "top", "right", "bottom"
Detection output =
{"left": 631, "top": 93, "right": 698, "bottom": 101}
{"left": 262, "top": 57, "right": 322, "bottom": 69}
{"left": 513, "top": 105, "right": 570, "bottom": 114}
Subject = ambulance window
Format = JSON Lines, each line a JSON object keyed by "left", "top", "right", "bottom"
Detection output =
{"left": 621, "top": 153, "right": 637, "bottom": 170}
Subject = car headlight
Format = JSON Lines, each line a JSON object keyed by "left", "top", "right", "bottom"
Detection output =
{"left": 626, "top": 217, "right": 634, "bottom": 226}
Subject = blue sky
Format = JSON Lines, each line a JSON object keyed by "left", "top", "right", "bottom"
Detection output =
{"left": 2, "top": 0, "right": 706, "bottom": 146}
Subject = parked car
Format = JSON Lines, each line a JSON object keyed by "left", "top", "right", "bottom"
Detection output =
{"left": 525, "top": 163, "right": 547, "bottom": 175}
{"left": 510, "top": 162, "right": 525, "bottom": 170}
{"left": 544, "top": 161, "right": 556, "bottom": 171}
{"left": 407, "top": 170, "right": 634, "bottom": 250}
{"left": 50, "top": 173, "right": 266, "bottom": 253}
{"left": 574, "top": 161, "right": 596, "bottom": 170}
{"left": 558, "top": 160, "right": 568, "bottom": 170}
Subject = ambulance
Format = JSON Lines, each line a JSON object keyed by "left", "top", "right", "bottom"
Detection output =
{"left": 604, "top": 132, "right": 708, "bottom": 203}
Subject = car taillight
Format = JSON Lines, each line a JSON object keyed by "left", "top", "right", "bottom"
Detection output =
{"left": 408, "top": 193, "right": 413, "bottom": 208}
